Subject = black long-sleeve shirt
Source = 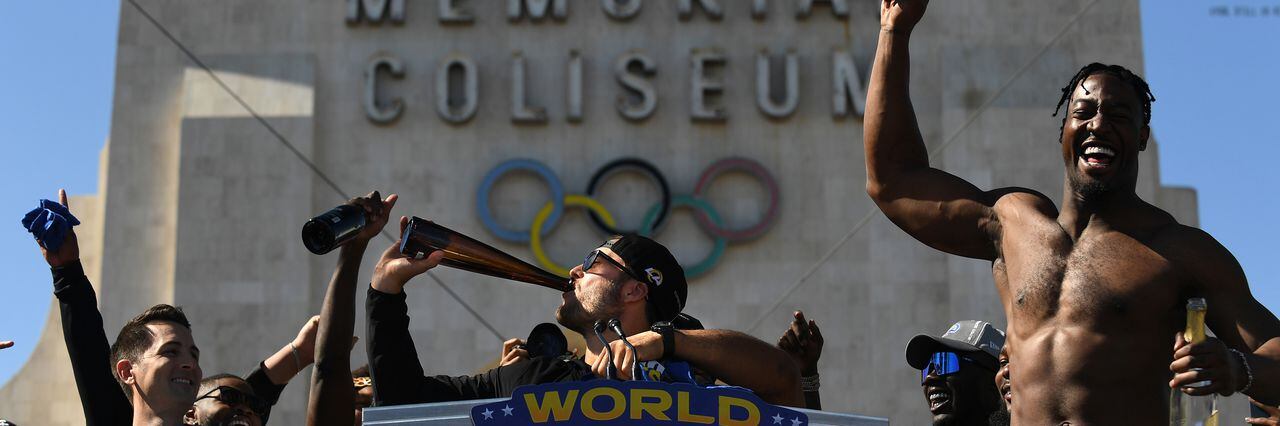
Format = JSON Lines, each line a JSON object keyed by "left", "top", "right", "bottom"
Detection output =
{"left": 53, "top": 261, "right": 288, "bottom": 424}
{"left": 366, "top": 286, "right": 595, "bottom": 406}
{"left": 54, "top": 261, "right": 131, "bottom": 426}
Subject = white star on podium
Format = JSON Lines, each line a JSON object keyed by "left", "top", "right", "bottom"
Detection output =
{"left": 791, "top": 416, "right": 803, "bottom": 426}
{"left": 502, "top": 405, "right": 514, "bottom": 416}
{"left": 772, "top": 413, "right": 784, "bottom": 424}
{"left": 481, "top": 408, "right": 494, "bottom": 420}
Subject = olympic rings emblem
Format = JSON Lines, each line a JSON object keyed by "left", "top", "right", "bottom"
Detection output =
{"left": 476, "top": 157, "right": 780, "bottom": 279}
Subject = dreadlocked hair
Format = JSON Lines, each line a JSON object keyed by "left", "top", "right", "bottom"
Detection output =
{"left": 1052, "top": 63, "right": 1155, "bottom": 128}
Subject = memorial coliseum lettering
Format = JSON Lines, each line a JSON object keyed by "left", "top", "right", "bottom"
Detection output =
{"left": 349, "top": 0, "right": 868, "bottom": 124}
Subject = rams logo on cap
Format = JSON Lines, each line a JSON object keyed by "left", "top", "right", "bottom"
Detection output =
{"left": 644, "top": 267, "right": 664, "bottom": 287}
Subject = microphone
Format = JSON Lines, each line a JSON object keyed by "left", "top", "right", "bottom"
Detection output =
{"left": 607, "top": 319, "right": 644, "bottom": 380}
{"left": 592, "top": 320, "right": 618, "bottom": 380}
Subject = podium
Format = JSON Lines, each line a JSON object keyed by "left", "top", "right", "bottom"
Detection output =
{"left": 363, "top": 398, "right": 890, "bottom": 425}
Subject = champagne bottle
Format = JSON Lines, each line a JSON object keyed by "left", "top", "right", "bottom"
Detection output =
{"left": 302, "top": 204, "right": 367, "bottom": 255}
{"left": 398, "top": 216, "right": 568, "bottom": 292}
{"left": 1170, "top": 298, "right": 1216, "bottom": 426}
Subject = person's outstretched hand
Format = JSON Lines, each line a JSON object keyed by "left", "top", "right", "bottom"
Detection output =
{"left": 778, "top": 310, "right": 824, "bottom": 376}
{"left": 39, "top": 189, "right": 79, "bottom": 267}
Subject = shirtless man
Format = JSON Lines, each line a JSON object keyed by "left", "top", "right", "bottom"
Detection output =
{"left": 866, "top": 1, "right": 1280, "bottom": 423}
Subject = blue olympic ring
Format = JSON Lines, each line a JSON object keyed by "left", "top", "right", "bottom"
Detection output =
{"left": 476, "top": 159, "right": 565, "bottom": 243}
{"left": 476, "top": 157, "right": 779, "bottom": 278}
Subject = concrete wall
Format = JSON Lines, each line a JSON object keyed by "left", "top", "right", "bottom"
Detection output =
{"left": 2, "top": 0, "right": 1232, "bottom": 424}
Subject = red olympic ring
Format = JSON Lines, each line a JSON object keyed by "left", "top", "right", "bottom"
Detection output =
{"left": 691, "top": 157, "right": 781, "bottom": 241}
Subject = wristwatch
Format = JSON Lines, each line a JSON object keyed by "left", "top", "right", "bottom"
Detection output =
{"left": 651, "top": 321, "right": 676, "bottom": 360}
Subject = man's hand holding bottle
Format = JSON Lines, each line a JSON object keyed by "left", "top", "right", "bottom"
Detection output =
{"left": 371, "top": 214, "right": 444, "bottom": 295}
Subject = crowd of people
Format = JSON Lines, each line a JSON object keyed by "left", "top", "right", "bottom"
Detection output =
{"left": 14, "top": 189, "right": 1280, "bottom": 426}
{"left": 6, "top": 1, "right": 1280, "bottom": 425}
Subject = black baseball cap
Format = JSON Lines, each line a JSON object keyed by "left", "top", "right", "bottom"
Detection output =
{"left": 599, "top": 235, "right": 687, "bottom": 322}
{"left": 905, "top": 320, "right": 1005, "bottom": 371}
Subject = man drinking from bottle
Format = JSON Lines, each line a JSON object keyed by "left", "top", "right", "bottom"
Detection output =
{"left": 365, "top": 230, "right": 804, "bottom": 407}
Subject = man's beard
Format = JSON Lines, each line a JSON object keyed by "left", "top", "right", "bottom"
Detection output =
{"left": 555, "top": 284, "right": 624, "bottom": 334}
{"left": 1069, "top": 171, "right": 1111, "bottom": 203}
{"left": 987, "top": 408, "right": 1011, "bottom": 426}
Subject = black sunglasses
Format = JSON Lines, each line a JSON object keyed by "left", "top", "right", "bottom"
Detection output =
{"left": 582, "top": 249, "right": 643, "bottom": 283}
{"left": 195, "top": 385, "right": 268, "bottom": 416}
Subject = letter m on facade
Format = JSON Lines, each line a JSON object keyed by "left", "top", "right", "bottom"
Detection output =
{"left": 508, "top": 0, "right": 568, "bottom": 22}
{"left": 347, "top": 0, "right": 405, "bottom": 25}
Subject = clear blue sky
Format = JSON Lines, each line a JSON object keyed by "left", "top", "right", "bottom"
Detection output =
{"left": 1, "top": 1, "right": 1278, "bottom": 387}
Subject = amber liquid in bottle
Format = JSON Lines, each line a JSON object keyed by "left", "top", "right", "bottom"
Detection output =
{"left": 399, "top": 217, "right": 568, "bottom": 292}
{"left": 1170, "top": 298, "right": 1216, "bottom": 426}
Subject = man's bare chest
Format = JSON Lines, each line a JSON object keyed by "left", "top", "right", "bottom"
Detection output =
{"left": 996, "top": 226, "right": 1184, "bottom": 323}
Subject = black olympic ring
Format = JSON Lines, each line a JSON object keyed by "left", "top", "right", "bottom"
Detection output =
{"left": 585, "top": 157, "right": 672, "bottom": 236}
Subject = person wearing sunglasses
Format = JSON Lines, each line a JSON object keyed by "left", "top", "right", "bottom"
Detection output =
{"left": 186, "top": 375, "right": 268, "bottom": 426}
{"left": 905, "top": 320, "right": 1005, "bottom": 426}
{"left": 365, "top": 232, "right": 804, "bottom": 407}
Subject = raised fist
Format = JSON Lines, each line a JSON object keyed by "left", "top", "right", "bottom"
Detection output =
{"left": 880, "top": 0, "right": 929, "bottom": 33}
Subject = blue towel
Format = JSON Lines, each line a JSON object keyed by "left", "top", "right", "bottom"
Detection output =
{"left": 21, "top": 199, "right": 81, "bottom": 251}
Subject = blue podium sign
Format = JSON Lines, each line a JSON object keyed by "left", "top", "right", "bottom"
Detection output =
{"left": 469, "top": 381, "right": 808, "bottom": 425}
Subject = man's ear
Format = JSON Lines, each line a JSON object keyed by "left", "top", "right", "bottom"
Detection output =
{"left": 116, "top": 358, "right": 135, "bottom": 387}
{"left": 623, "top": 280, "right": 649, "bottom": 303}
{"left": 1139, "top": 126, "right": 1150, "bottom": 151}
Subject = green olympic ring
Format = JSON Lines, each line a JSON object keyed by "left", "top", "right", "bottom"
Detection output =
{"left": 638, "top": 195, "right": 727, "bottom": 279}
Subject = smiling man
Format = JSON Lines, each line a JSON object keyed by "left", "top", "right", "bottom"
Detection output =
{"left": 867, "top": 1, "right": 1280, "bottom": 423}
{"left": 32, "top": 190, "right": 322, "bottom": 425}
{"left": 186, "top": 374, "right": 266, "bottom": 426}
{"left": 905, "top": 321, "right": 1004, "bottom": 425}
{"left": 110, "top": 305, "right": 204, "bottom": 425}
{"left": 34, "top": 189, "right": 202, "bottom": 425}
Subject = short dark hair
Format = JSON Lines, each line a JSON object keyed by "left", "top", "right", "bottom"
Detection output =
{"left": 1053, "top": 63, "right": 1156, "bottom": 129}
{"left": 198, "top": 373, "right": 244, "bottom": 396}
{"left": 110, "top": 304, "right": 193, "bottom": 396}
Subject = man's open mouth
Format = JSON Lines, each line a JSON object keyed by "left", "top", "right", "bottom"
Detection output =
{"left": 1079, "top": 144, "right": 1116, "bottom": 169}
{"left": 927, "top": 388, "right": 952, "bottom": 412}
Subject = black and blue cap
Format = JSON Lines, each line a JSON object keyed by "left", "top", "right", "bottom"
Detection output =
{"left": 905, "top": 320, "right": 1005, "bottom": 371}
{"left": 599, "top": 235, "right": 687, "bottom": 322}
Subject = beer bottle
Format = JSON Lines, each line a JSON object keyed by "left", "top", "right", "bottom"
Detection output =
{"left": 398, "top": 216, "right": 568, "bottom": 292}
{"left": 1170, "top": 298, "right": 1217, "bottom": 426}
{"left": 302, "top": 204, "right": 367, "bottom": 255}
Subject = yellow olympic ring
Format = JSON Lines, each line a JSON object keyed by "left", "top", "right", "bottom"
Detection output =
{"left": 531, "top": 195, "right": 617, "bottom": 277}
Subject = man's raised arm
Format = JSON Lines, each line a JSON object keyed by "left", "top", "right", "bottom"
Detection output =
{"left": 308, "top": 191, "right": 403, "bottom": 426}
{"left": 864, "top": 0, "right": 1004, "bottom": 260}
{"left": 36, "top": 190, "right": 132, "bottom": 425}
